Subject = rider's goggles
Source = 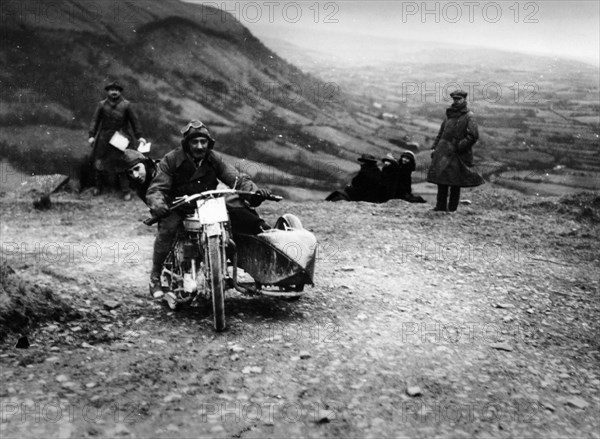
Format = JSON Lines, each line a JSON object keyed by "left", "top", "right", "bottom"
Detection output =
{"left": 180, "top": 120, "right": 206, "bottom": 136}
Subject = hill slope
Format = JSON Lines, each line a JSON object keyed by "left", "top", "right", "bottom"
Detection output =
{"left": 0, "top": 0, "right": 367, "bottom": 191}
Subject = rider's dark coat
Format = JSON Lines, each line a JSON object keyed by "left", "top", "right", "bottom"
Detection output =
{"left": 146, "top": 147, "right": 257, "bottom": 210}
{"left": 427, "top": 104, "right": 484, "bottom": 187}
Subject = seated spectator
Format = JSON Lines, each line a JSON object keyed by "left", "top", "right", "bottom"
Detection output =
{"left": 381, "top": 153, "right": 401, "bottom": 201}
{"left": 326, "top": 154, "right": 386, "bottom": 203}
{"left": 345, "top": 154, "right": 386, "bottom": 203}
{"left": 397, "top": 151, "right": 426, "bottom": 203}
{"left": 397, "top": 151, "right": 416, "bottom": 200}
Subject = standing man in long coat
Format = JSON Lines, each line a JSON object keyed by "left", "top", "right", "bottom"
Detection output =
{"left": 88, "top": 81, "right": 146, "bottom": 199}
{"left": 427, "top": 90, "right": 484, "bottom": 211}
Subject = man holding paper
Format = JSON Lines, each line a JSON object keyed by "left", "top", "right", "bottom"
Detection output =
{"left": 88, "top": 81, "right": 146, "bottom": 200}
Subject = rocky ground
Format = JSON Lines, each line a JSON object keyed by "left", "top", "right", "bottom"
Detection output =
{"left": 1, "top": 185, "right": 599, "bottom": 438}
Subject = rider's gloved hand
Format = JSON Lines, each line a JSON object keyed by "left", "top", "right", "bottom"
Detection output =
{"left": 151, "top": 203, "right": 169, "bottom": 219}
{"left": 249, "top": 188, "right": 271, "bottom": 207}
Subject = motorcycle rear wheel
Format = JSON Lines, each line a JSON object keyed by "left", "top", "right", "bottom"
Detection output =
{"left": 207, "top": 235, "right": 226, "bottom": 331}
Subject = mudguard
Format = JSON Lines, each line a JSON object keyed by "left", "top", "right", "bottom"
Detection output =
{"left": 234, "top": 229, "right": 317, "bottom": 287}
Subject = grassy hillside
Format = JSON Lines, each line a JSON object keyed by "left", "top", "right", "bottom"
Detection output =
{"left": 0, "top": 0, "right": 358, "bottom": 190}
{"left": 3, "top": 1, "right": 598, "bottom": 197}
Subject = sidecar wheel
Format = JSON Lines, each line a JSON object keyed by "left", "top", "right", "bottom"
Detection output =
{"left": 281, "top": 293, "right": 303, "bottom": 302}
{"left": 275, "top": 214, "right": 303, "bottom": 230}
{"left": 283, "top": 284, "right": 304, "bottom": 300}
{"left": 207, "top": 235, "right": 226, "bottom": 332}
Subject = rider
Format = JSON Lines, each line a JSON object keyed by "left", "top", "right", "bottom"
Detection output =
{"left": 117, "top": 149, "right": 158, "bottom": 204}
{"left": 145, "top": 120, "right": 272, "bottom": 297}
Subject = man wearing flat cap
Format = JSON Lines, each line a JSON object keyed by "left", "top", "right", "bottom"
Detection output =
{"left": 88, "top": 81, "right": 146, "bottom": 200}
{"left": 427, "top": 90, "right": 484, "bottom": 211}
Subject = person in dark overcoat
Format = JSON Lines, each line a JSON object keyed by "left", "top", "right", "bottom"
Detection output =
{"left": 88, "top": 81, "right": 146, "bottom": 199}
{"left": 345, "top": 154, "right": 386, "bottom": 203}
{"left": 427, "top": 90, "right": 484, "bottom": 211}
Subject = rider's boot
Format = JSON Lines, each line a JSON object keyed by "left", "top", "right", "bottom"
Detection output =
{"left": 149, "top": 273, "right": 164, "bottom": 299}
{"left": 149, "top": 237, "right": 173, "bottom": 300}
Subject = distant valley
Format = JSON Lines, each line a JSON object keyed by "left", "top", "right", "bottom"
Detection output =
{"left": 261, "top": 34, "right": 600, "bottom": 197}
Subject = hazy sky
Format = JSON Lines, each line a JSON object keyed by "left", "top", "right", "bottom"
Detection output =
{"left": 189, "top": 1, "right": 600, "bottom": 65}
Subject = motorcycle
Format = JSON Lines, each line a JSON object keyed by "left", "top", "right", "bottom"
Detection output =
{"left": 144, "top": 189, "right": 317, "bottom": 331}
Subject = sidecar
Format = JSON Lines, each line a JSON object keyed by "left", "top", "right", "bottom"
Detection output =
{"left": 233, "top": 214, "right": 316, "bottom": 294}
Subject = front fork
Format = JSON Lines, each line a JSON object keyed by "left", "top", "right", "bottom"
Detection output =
{"left": 201, "top": 222, "right": 229, "bottom": 287}
{"left": 199, "top": 222, "right": 259, "bottom": 296}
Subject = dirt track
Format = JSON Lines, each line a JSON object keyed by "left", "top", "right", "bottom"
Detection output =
{"left": 1, "top": 187, "right": 599, "bottom": 438}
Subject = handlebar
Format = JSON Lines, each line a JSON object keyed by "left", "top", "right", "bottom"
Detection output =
{"left": 143, "top": 189, "right": 282, "bottom": 226}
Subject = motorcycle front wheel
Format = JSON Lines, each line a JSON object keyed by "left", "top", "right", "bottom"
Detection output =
{"left": 207, "top": 235, "right": 226, "bottom": 331}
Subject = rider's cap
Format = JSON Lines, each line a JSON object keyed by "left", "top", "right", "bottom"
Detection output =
{"left": 116, "top": 149, "right": 146, "bottom": 172}
{"left": 123, "top": 149, "right": 145, "bottom": 167}
{"left": 181, "top": 120, "right": 215, "bottom": 149}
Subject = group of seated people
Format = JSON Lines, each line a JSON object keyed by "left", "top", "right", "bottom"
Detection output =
{"left": 326, "top": 151, "right": 425, "bottom": 204}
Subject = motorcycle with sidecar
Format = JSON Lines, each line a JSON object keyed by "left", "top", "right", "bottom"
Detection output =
{"left": 144, "top": 189, "right": 317, "bottom": 331}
